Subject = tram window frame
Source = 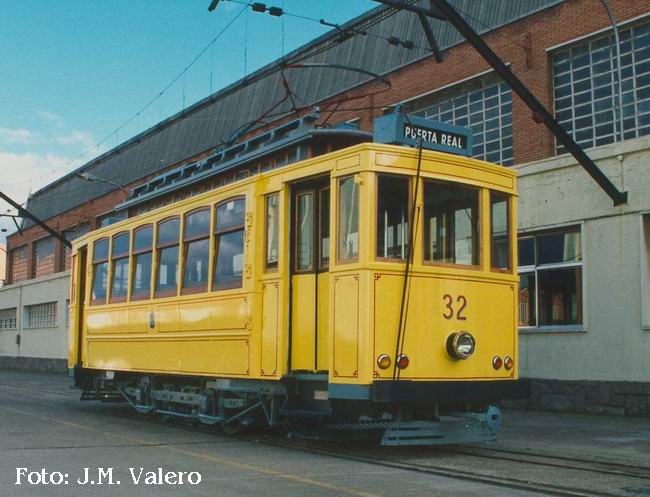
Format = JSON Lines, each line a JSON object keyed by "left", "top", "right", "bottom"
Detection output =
{"left": 422, "top": 180, "right": 480, "bottom": 269}
{"left": 265, "top": 193, "right": 280, "bottom": 271}
{"left": 90, "top": 238, "right": 109, "bottom": 306}
{"left": 337, "top": 175, "right": 359, "bottom": 264}
{"left": 213, "top": 196, "right": 246, "bottom": 291}
{"left": 319, "top": 187, "right": 330, "bottom": 270}
{"left": 155, "top": 216, "right": 181, "bottom": 298}
{"left": 295, "top": 190, "right": 315, "bottom": 273}
{"left": 490, "top": 191, "right": 512, "bottom": 272}
{"left": 182, "top": 207, "right": 211, "bottom": 295}
{"left": 109, "top": 231, "right": 131, "bottom": 304}
{"left": 518, "top": 226, "right": 583, "bottom": 330}
{"left": 376, "top": 174, "right": 410, "bottom": 261}
{"left": 131, "top": 224, "right": 154, "bottom": 301}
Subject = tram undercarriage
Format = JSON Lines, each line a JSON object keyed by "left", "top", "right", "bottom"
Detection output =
{"left": 74, "top": 368, "right": 511, "bottom": 446}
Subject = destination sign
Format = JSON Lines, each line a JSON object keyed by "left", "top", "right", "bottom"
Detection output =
{"left": 373, "top": 112, "right": 473, "bottom": 156}
{"left": 403, "top": 123, "right": 468, "bottom": 151}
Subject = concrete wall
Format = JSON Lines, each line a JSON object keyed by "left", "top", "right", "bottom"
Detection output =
{"left": 0, "top": 272, "right": 70, "bottom": 370}
{"left": 515, "top": 135, "right": 650, "bottom": 383}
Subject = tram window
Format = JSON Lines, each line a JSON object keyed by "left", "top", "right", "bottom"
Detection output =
{"left": 182, "top": 208, "right": 211, "bottom": 294}
{"left": 423, "top": 181, "right": 479, "bottom": 266}
{"left": 490, "top": 192, "right": 510, "bottom": 270}
{"left": 319, "top": 188, "right": 330, "bottom": 269}
{"left": 377, "top": 175, "right": 409, "bottom": 259}
{"left": 155, "top": 217, "right": 180, "bottom": 298}
{"left": 265, "top": 194, "right": 279, "bottom": 269}
{"left": 213, "top": 198, "right": 245, "bottom": 290}
{"left": 110, "top": 232, "right": 130, "bottom": 303}
{"left": 91, "top": 238, "right": 109, "bottom": 305}
{"left": 296, "top": 192, "right": 314, "bottom": 271}
{"left": 131, "top": 225, "right": 153, "bottom": 301}
{"left": 338, "top": 176, "right": 359, "bottom": 262}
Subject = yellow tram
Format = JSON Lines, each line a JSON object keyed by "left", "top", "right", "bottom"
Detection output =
{"left": 68, "top": 113, "right": 521, "bottom": 445}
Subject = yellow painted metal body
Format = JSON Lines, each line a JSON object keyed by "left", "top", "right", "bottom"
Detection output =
{"left": 69, "top": 143, "right": 518, "bottom": 387}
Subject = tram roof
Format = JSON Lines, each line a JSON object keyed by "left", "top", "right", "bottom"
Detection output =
{"left": 21, "top": 0, "right": 563, "bottom": 229}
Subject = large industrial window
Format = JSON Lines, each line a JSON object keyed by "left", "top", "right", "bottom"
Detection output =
{"left": 33, "top": 236, "right": 55, "bottom": 278}
{"left": 155, "top": 217, "right": 180, "bottom": 298}
{"left": 518, "top": 227, "right": 583, "bottom": 329}
{"left": 91, "top": 238, "right": 109, "bottom": 305}
{"left": 131, "top": 225, "right": 153, "bottom": 301}
{"left": 110, "top": 232, "right": 130, "bottom": 303}
{"left": 213, "top": 197, "right": 245, "bottom": 290}
{"left": 265, "top": 193, "right": 279, "bottom": 270}
{"left": 377, "top": 175, "right": 409, "bottom": 260}
{"left": 553, "top": 21, "right": 650, "bottom": 152}
{"left": 411, "top": 73, "right": 513, "bottom": 166}
{"left": 491, "top": 191, "right": 511, "bottom": 271}
{"left": 338, "top": 176, "right": 359, "bottom": 262}
{"left": 25, "top": 302, "right": 57, "bottom": 329}
{"left": 182, "top": 208, "right": 211, "bottom": 294}
{"left": 10, "top": 246, "right": 28, "bottom": 283}
{"left": 423, "top": 181, "right": 479, "bottom": 267}
{"left": 0, "top": 308, "right": 17, "bottom": 330}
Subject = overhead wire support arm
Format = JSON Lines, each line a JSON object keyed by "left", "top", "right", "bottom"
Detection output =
{"left": 371, "top": 0, "right": 628, "bottom": 206}
{"left": 0, "top": 191, "right": 72, "bottom": 248}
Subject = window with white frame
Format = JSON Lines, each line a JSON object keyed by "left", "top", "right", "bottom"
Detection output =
{"left": 553, "top": 20, "right": 650, "bottom": 153}
{"left": 518, "top": 227, "right": 583, "bottom": 328}
{"left": 25, "top": 302, "right": 57, "bottom": 329}
{"left": 410, "top": 73, "right": 513, "bottom": 166}
{"left": 0, "top": 308, "right": 17, "bottom": 329}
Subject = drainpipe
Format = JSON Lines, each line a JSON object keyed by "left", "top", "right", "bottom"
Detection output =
{"left": 599, "top": 0, "right": 624, "bottom": 143}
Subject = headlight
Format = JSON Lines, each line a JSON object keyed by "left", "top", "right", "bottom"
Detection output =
{"left": 446, "top": 331, "right": 476, "bottom": 360}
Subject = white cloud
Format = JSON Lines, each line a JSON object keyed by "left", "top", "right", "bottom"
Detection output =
{"left": 54, "top": 130, "right": 96, "bottom": 150}
{"left": 0, "top": 127, "right": 39, "bottom": 144}
{"left": 0, "top": 150, "right": 71, "bottom": 221}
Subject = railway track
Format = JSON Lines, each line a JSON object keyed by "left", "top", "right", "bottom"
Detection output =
{"left": 254, "top": 435, "right": 650, "bottom": 497}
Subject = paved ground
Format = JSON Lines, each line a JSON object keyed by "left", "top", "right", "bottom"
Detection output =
{"left": 0, "top": 370, "right": 648, "bottom": 497}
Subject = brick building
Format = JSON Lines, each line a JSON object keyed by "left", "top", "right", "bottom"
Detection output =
{"left": 1, "top": 0, "right": 649, "bottom": 415}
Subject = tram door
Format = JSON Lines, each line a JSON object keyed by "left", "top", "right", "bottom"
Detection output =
{"left": 290, "top": 178, "right": 330, "bottom": 373}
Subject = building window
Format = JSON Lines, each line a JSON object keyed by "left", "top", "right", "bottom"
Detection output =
{"left": 10, "top": 246, "right": 28, "bottom": 283}
{"left": 265, "top": 193, "right": 279, "bottom": 269}
{"left": 131, "top": 225, "right": 153, "bottom": 301}
{"left": 553, "top": 21, "right": 650, "bottom": 152}
{"left": 155, "top": 217, "right": 180, "bottom": 298}
{"left": 213, "top": 198, "right": 245, "bottom": 290}
{"left": 33, "top": 236, "right": 55, "bottom": 278}
{"left": 518, "top": 227, "right": 583, "bottom": 328}
{"left": 91, "top": 238, "right": 109, "bottom": 305}
{"left": 182, "top": 208, "right": 211, "bottom": 294}
{"left": 411, "top": 73, "right": 513, "bottom": 166}
{"left": 62, "top": 224, "right": 89, "bottom": 270}
{"left": 25, "top": 302, "right": 57, "bottom": 329}
{"left": 491, "top": 191, "right": 511, "bottom": 271}
{"left": 0, "top": 308, "right": 17, "bottom": 329}
{"left": 110, "top": 232, "right": 130, "bottom": 303}
{"left": 377, "top": 175, "right": 409, "bottom": 260}
{"left": 338, "top": 176, "right": 359, "bottom": 262}
{"left": 423, "top": 180, "right": 479, "bottom": 267}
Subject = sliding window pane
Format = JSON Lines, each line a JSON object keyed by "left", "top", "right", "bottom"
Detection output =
{"left": 132, "top": 252, "right": 152, "bottom": 299}
{"left": 214, "top": 231, "right": 244, "bottom": 288}
{"left": 539, "top": 267, "right": 582, "bottom": 325}
{"left": 518, "top": 272, "right": 536, "bottom": 327}
{"left": 156, "top": 246, "right": 179, "bottom": 296}
{"left": 183, "top": 238, "right": 210, "bottom": 290}
{"left": 266, "top": 194, "right": 279, "bottom": 269}
{"left": 491, "top": 192, "right": 510, "bottom": 270}
{"left": 537, "top": 230, "right": 581, "bottom": 264}
{"left": 338, "top": 176, "right": 359, "bottom": 261}
{"left": 296, "top": 192, "right": 314, "bottom": 271}
{"left": 91, "top": 262, "right": 109, "bottom": 302}
{"left": 377, "top": 175, "right": 408, "bottom": 259}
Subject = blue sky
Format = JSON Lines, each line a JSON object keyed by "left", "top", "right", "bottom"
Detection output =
{"left": 0, "top": 0, "right": 376, "bottom": 243}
